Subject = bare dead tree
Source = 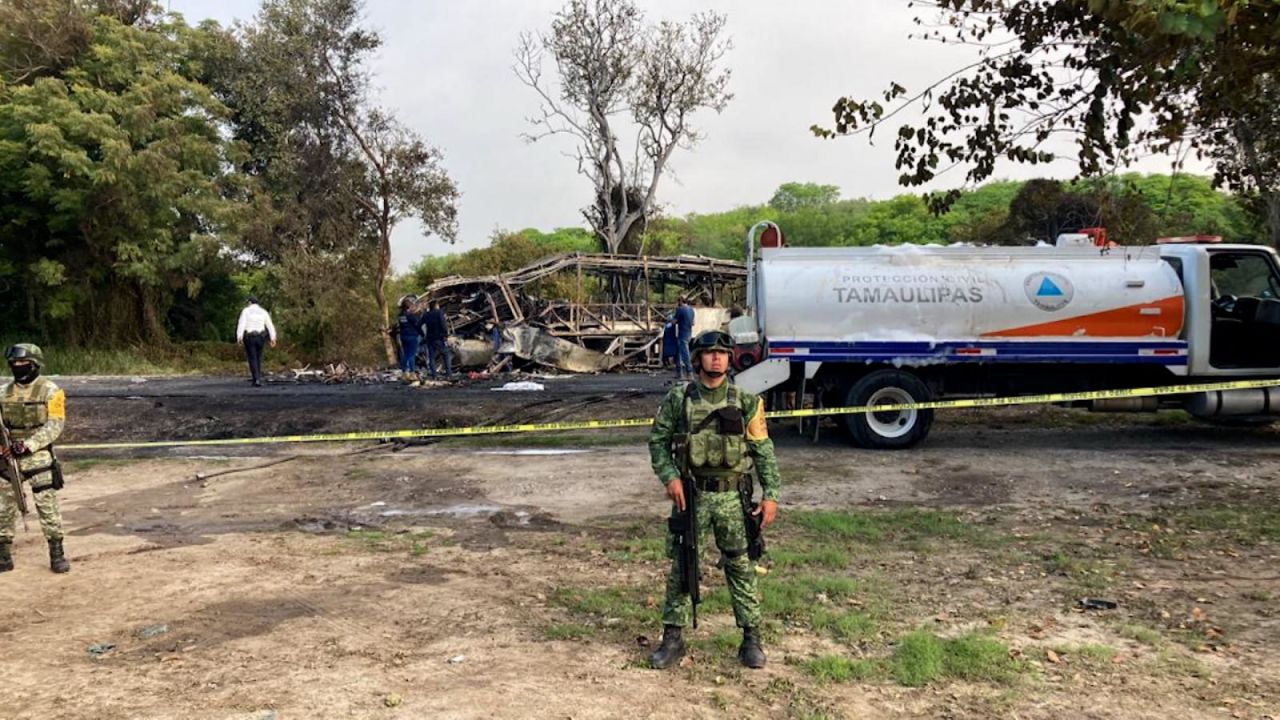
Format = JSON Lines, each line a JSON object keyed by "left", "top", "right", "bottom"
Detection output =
{"left": 514, "top": 0, "right": 731, "bottom": 256}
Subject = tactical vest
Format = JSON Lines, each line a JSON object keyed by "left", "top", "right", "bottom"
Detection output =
{"left": 1, "top": 376, "right": 51, "bottom": 441}
{"left": 682, "top": 383, "right": 754, "bottom": 478}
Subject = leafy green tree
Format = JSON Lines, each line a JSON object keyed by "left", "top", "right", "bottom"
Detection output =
{"left": 768, "top": 182, "right": 841, "bottom": 212}
{"left": 0, "top": 7, "right": 246, "bottom": 344}
{"left": 817, "top": 1, "right": 1280, "bottom": 245}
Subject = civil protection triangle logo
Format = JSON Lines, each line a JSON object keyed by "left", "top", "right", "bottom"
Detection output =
{"left": 1023, "top": 272, "right": 1073, "bottom": 311}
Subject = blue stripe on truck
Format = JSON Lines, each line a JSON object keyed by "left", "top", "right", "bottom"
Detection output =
{"left": 768, "top": 339, "right": 1188, "bottom": 366}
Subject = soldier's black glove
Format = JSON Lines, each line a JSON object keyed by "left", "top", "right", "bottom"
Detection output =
{"left": 10, "top": 441, "right": 29, "bottom": 456}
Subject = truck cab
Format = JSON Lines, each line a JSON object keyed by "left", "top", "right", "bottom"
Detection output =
{"left": 1160, "top": 241, "right": 1280, "bottom": 374}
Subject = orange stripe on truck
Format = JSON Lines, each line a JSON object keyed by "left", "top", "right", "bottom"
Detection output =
{"left": 982, "top": 295, "right": 1185, "bottom": 338}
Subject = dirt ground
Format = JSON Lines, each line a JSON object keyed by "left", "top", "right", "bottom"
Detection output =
{"left": 2, "top": 374, "right": 1279, "bottom": 719}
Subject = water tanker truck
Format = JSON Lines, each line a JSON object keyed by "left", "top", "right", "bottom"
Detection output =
{"left": 733, "top": 222, "right": 1280, "bottom": 449}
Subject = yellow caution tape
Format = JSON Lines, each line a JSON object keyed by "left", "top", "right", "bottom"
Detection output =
{"left": 58, "top": 377, "right": 1280, "bottom": 451}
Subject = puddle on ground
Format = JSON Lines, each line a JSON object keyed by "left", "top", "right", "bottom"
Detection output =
{"left": 376, "top": 503, "right": 506, "bottom": 519}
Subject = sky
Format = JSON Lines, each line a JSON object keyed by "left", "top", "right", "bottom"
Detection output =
{"left": 166, "top": 0, "right": 1199, "bottom": 271}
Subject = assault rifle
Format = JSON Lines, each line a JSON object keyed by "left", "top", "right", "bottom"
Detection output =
{"left": 670, "top": 435, "right": 700, "bottom": 628}
{"left": 0, "top": 407, "right": 29, "bottom": 531}
{"left": 670, "top": 475, "right": 699, "bottom": 628}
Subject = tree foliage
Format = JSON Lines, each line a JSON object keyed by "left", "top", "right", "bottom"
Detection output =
{"left": 769, "top": 182, "right": 841, "bottom": 212}
{"left": 0, "top": 5, "right": 245, "bottom": 344}
{"left": 214, "top": 0, "right": 458, "bottom": 363}
{"left": 816, "top": 0, "right": 1280, "bottom": 245}
{"left": 621, "top": 175, "right": 1257, "bottom": 262}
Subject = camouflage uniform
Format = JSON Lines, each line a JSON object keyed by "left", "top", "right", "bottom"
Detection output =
{"left": 0, "top": 374, "right": 67, "bottom": 543}
{"left": 649, "top": 380, "right": 782, "bottom": 629}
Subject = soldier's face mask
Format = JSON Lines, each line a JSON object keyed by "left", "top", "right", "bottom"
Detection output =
{"left": 8, "top": 359, "right": 38, "bottom": 384}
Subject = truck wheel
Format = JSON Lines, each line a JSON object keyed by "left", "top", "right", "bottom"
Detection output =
{"left": 843, "top": 370, "right": 934, "bottom": 449}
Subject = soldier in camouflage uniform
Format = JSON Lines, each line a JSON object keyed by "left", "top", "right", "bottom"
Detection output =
{"left": 0, "top": 344, "right": 70, "bottom": 574}
{"left": 648, "top": 330, "right": 781, "bottom": 669}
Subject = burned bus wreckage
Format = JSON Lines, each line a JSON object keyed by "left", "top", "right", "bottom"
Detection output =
{"left": 412, "top": 253, "right": 745, "bottom": 373}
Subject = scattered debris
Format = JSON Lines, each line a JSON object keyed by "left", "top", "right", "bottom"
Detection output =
{"left": 87, "top": 642, "right": 115, "bottom": 659}
{"left": 1076, "top": 597, "right": 1118, "bottom": 611}
{"left": 447, "top": 654, "right": 466, "bottom": 664}
{"left": 137, "top": 624, "right": 170, "bottom": 639}
{"left": 383, "top": 694, "right": 403, "bottom": 708}
{"left": 491, "top": 381, "right": 546, "bottom": 392}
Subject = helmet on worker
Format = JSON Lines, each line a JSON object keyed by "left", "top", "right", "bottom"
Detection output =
{"left": 5, "top": 343, "right": 43, "bottom": 384}
{"left": 690, "top": 330, "right": 733, "bottom": 357}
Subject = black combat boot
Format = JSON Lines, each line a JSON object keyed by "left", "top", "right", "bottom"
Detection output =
{"left": 649, "top": 625, "right": 686, "bottom": 669}
{"left": 48, "top": 538, "right": 69, "bottom": 573}
{"left": 738, "top": 626, "right": 766, "bottom": 669}
{"left": 0, "top": 542, "right": 12, "bottom": 572}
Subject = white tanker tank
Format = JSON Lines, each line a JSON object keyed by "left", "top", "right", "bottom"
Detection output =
{"left": 755, "top": 245, "right": 1185, "bottom": 358}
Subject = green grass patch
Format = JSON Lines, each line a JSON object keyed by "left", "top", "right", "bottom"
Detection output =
{"left": 1052, "top": 643, "right": 1118, "bottom": 665}
{"left": 544, "top": 622, "right": 595, "bottom": 641}
{"left": 550, "top": 586, "right": 656, "bottom": 627}
{"left": 1043, "top": 551, "right": 1117, "bottom": 591}
{"left": 758, "top": 574, "right": 863, "bottom": 619}
{"left": 769, "top": 545, "right": 851, "bottom": 569}
{"left": 1118, "top": 624, "right": 1163, "bottom": 646}
{"left": 1244, "top": 589, "right": 1272, "bottom": 602}
{"left": 811, "top": 609, "right": 877, "bottom": 641}
{"left": 688, "top": 628, "right": 742, "bottom": 656}
{"left": 606, "top": 535, "right": 666, "bottom": 563}
{"left": 1151, "top": 649, "right": 1211, "bottom": 679}
{"left": 711, "top": 629, "right": 741, "bottom": 653}
{"left": 890, "top": 631, "right": 944, "bottom": 686}
{"left": 695, "top": 570, "right": 886, "bottom": 642}
{"left": 788, "top": 509, "right": 986, "bottom": 546}
{"left": 1176, "top": 507, "right": 1280, "bottom": 543}
{"left": 26, "top": 339, "right": 311, "bottom": 376}
{"left": 342, "top": 528, "right": 431, "bottom": 556}
{"left": 890, "top": 631, "right": 1022, "bottom": 687}
{"left": 1128, "top": 504, "right": 1280, "bottom": 554}
{"left": 800, "top": 654, "right": 882, "bottom": 683}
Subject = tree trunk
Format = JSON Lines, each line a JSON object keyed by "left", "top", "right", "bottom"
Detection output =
{"left": 376, "top": 228, "right": 397, "bottom": 366}
{"left": 136, "top": 283, "right": 166, "bottom": 345}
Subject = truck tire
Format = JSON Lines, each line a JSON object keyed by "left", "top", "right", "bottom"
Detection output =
{"left": 843, "top": 370, "right": 934, "bottom": 449}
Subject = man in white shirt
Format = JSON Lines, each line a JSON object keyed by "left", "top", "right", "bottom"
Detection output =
{"left": 235, "top": 295, "right": 277, "bottom": 387}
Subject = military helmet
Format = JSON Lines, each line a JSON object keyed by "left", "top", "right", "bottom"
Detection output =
{"left": 690, "top": 330, "right": 733, "bottom": 356}
{"left": 5, "top": 343, "right": 44, "bottom": 369}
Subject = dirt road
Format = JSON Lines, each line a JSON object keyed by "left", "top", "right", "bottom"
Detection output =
{"left": 1, "top": 375, "right": 1278, "bottom": 719}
